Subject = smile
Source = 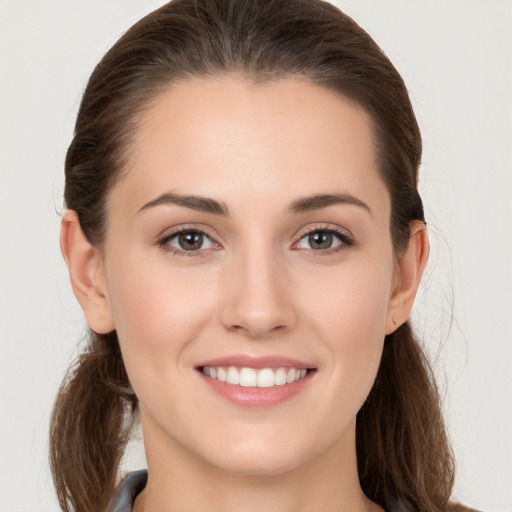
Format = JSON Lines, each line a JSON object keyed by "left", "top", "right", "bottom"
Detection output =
{"left": 202, "top": 366, "right": 309, "bottom": 388}
{"left": 196, "top": 355, "right": 316, "bottom": 407}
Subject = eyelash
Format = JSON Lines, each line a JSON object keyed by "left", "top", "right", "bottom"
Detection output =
{"left": 157, "top": 225, "right": 354, "bottom": 258}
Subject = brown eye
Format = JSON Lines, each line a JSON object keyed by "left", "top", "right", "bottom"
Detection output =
{"left": 178, "top": 232, "right": 204, "bottom": 250}
{"left": 163, "top": 230, "right": 216, "bottom": 252}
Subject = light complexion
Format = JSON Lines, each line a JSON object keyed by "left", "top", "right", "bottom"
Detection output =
{"left": 61, "top": 77, "right": 428, "bottom": 512}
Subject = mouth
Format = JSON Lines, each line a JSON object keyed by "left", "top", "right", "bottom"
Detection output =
{"left": 195, "top": 355, "right": 316, "bottom": 408}
{"left": 199, "top": 365, "right": 311, "bottom": 388}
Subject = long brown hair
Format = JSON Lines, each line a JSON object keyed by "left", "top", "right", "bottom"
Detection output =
{"left": 50, "top": 1, "right": 458, "bottom": 511}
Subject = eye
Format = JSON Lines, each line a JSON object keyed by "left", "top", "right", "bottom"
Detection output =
{"left": 296, "top": 228, "right": 352, "bottom": 251}
{"left": 160, "top": 229, "right": 218, "bottom": 252}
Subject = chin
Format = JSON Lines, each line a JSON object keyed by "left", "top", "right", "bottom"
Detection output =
{"left": 194, "top": 427, "right": 332, "bottom": 478}
{"left": 206, "top": 450, "right": 307, "bottom": 477}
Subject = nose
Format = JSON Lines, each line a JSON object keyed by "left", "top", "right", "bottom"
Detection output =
{"left": 220, "top": 247, "right": 297, "bottom": 339}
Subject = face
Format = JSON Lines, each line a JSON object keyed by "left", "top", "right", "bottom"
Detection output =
{"left": 100, "top": 77, "right": 399, "bottom": 475}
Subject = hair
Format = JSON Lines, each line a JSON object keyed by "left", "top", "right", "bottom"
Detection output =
{"left": 50, "top": 1, "right": 460, "bottom": 511}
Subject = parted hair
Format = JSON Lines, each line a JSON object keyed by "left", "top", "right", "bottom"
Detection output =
{"left": 50, "top": 1, "right": 460, "bottom": 511}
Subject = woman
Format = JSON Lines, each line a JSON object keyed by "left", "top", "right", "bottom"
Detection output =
{"left": 49, "top": 0, "right": 471, "bottom": 511}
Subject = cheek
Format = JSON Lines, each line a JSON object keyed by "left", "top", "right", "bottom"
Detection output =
{"left": 297, "top": 255, "right": 394, "bottom": 399}
{"left": 108, "top": 256, "right": 213, "bottom": 335}
{"left": 300, "top": 254, "right": 394, "bottom": 339}
{"left": 104, "top": 257, "right": 219, "bottom": 387}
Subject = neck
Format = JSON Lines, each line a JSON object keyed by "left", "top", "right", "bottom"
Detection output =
{"left": 135, "top": 416, "right": 382, "bottom": 512}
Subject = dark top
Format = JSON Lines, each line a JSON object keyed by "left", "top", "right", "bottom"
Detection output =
{"left": 109, "top": 470, "right": 148, "bottom": 512}
{"left": 108, "top": 470, "right": 411, "bottom": 512}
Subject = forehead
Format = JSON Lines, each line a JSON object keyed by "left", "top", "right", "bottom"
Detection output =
{"left": 112, "top": 77, "right": 389, "bottom": 217}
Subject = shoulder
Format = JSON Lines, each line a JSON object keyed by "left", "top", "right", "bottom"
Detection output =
{"left": 108, "top": 470, "right": 148, "bottom": 512}
{"left": 107, "top": 475, "right": 482, "bottom": 512}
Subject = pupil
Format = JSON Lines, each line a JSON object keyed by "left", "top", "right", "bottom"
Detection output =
{"left": 179, "top": 232, "right": 203, "bottom": 250}
{"left": 309, "top": 231, "right": 332, "bottom": 250}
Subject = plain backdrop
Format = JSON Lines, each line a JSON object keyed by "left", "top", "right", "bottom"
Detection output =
{"left": 1, "top": 1, "right": 511, "bottom": 511}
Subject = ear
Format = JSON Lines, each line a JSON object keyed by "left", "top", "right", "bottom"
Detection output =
{"left": 386, "top": 220, "right": 429, "bottom": 334}
{"left": 60, "top": 210, "right": 115, "bottom": 334}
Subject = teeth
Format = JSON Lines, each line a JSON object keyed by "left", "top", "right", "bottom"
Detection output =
{"left": 239, "top": 367, "right": 257, "bottom": 387}
{"left": 286, "top": 368, "right": 296, "bottom": 383}
{"left": 274, "top": 368, "right": 287, "bottom": 386}
{"left": 226, "top": 366, "right": 240, "bottom": 385}
{"left": 202, "top": 366, "right": 309, "bottom": 388}
{"left": 258, "top": 368, "right": 274, "bottom": 388}
{"left": 217, "top": 367, "right": 227, "bottom": 382}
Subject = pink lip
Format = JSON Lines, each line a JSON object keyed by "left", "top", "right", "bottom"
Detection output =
{"left": 195, "top": 354, "right": 317, "bottom": 409}
{"left": 196, "top": 354, "right": 314, "bottom": 370}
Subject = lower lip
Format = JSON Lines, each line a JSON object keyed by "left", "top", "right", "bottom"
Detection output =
{"left": 199, "top": 370, "right": 315, "bottom": 408}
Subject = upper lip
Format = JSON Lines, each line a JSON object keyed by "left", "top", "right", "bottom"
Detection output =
{"left": 196, "top": 354, "right": 315, "bottom": 370}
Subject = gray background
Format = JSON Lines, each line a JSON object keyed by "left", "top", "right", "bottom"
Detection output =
{"left": 1, "top": 1, "right": 511, "bottom": 510}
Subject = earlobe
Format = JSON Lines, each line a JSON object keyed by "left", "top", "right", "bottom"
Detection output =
{"left": 60, "top": 210, "right": 115, "bottom": 334}
{"left": 386, "top": 221, "right": 429, "bottom": 334}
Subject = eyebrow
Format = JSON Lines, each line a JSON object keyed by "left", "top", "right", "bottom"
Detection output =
{"left": 288, "top": 193, "right": 372, "bottom": 217}
{"left": 137, "top": 191, "right": 371, "bottom": 217}
{"left": 137, "top": 192, "right": 230, "bottom": 216}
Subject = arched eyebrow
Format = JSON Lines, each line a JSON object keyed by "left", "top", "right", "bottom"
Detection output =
{"left": 137, "top": 192, "right": 371, "bottom": 217}
{"left": 137, "top": 193, "right": 230, "bottom": 216}
{"left": 288, "top": 193, "right": 372, "bottom": 217}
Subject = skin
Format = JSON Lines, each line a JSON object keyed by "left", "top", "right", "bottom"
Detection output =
{"left": 61, "top": 77, "right": 428, "bottom": 512}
